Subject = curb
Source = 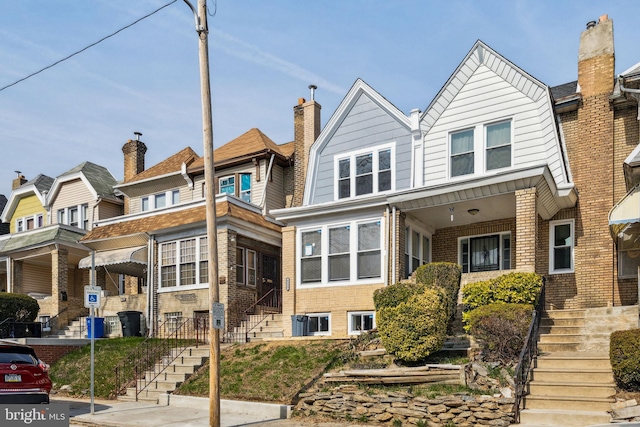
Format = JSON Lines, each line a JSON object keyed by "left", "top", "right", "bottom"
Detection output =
{"left": 160, "top": 394, "right": 292, "bottom": 419}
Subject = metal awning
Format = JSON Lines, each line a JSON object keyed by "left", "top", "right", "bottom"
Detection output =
{"left": 78, "top": 246, "right": 147, "bottom": 277}
{"left": 609, "top": 183, "right": 640, "bottom": 240}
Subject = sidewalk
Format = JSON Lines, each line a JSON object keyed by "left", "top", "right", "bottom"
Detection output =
{"left": 55, "top": 395, "right": 353, "bottom": 427}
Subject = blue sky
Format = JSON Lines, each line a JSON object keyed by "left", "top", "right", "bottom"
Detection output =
{"left": 0, "top": 1, "right": 639, "bottom": 199}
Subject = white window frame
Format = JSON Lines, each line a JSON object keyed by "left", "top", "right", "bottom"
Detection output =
{"left": 239, "top": 173, "right": 251, "bottom": 203}
{"left": 404, "top": 223, "right": 432, "bottom": 278}
{"left": 617, "top": 233, "right": 640, "bottom": 279}
{"left": 219, "top": 175, "right": 235, "bottom": 195}
{"left": 141, "top": 190, "right": 181, "bottom": 212}
{"left": 485, "top": 120, "right": 512, "bottom": 171}
{"left": 334, "top": 143, "right": 395, "bottom": 200}
{"left": 236, "top": 247, "right": 257, "bottom": 287}
{"left": 348, "top": 311, "right": 376, "bottom": 335}
{"left": 158, "top": 236, "right": 209, "bottom": 291}
{"left": 458, "top": 232, "right": 511, "bottom": 273}
{"left": 16, "top": 218, "right": 24, "bottom": 232}
{"left": 449, "top": 118, "right": 514, "bottom": 179}
{"left": 549, "top": 219, "right": 575, "bottom": 274}
{"left": 307, "top": 313, "right": 331, "bottom": 336}
{"left": 58, "top": 204, "right": 89, "bottom": 230}
{"left": 297, "top": 217, "right": 384, "bottom": 288}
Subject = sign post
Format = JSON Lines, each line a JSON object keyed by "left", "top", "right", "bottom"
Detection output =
{"left": 84, "top": 278, "right": 101, "bottom": 415}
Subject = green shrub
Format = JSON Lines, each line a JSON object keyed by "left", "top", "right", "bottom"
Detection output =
{"left": 0, "top": 293, "right": 40, "bottom": 322}
{"left": 465, "top": 303, "right": 533, "bottom": 362}
{"left": 462, "top": 272, "right": 542, "bottom": 319}
{"left": 610, "top": 329, "right": 640, "bottom": 391}
{"left": 376, "top": 287, "right": 448, "bottom": 362}
{"left": 414, "top": 262, "right": 461, "bottom": 320}
{"left": 373, "top": 281, "right": 426, "bottom": 310}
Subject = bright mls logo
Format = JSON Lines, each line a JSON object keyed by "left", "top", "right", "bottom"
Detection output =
{"left": 2, "top": 404, "right": 68, "bottom": 426}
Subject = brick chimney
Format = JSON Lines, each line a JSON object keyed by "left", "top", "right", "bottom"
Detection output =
{"left": 122, "top": 132, "right": 147, "bottom": 183}
{"left": 12, "top": 172, "right": 27, "bottom": 190}
{"left": 578, "top": 14, "right": 614, "bottom": 97}
{"left": 292, "top": 86, "right": 321, "bottom": 207}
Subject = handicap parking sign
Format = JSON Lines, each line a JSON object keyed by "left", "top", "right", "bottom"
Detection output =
{"left": 84, "top": 285, "right": 102, "bottom": 308}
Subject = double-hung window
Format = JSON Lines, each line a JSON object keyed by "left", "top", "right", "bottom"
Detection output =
{"left": 549, "top": 219, "right": 574, "bottom": 274}
{"left": 405, "top": 226, "right": 431, "bottom": 277}
{"left": 299, "top": 219, "right": 383, "bottom": 285}
{"left": 219, "top": 176, "right": 235, "bottom": 195}
{"left": 451, "top": 129, "right": 474, "bottom": 177}
{"left": 159, "top": 236, "right": 209, "bottom": 290}
{"left": 218, "top": 173, "right": 252, "bottom": 203}
{"left": 141, "top": 190, "right": 180, "bottom": 212}
{"left": 486, "top": 121, "right": 511, "bottom": 170}
{"left": 336, "top": 145, "right": 394, "bottom": 199}
{"left": 235, "top": 247, "right": 257, "bottom": 287}
{"left": 58, "top": 204, "right": 89, "bottom": 229}
{"left": 240, "top": 173, "right": 251, "bottom": 203}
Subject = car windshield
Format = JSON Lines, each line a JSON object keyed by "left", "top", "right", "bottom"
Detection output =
{"left": 0, "top": 351, "right": 36, "bottom": 365}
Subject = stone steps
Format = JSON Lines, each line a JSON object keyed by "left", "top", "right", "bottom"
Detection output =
{"left": 517, "top": 305, "right": 638, "bottom": 426}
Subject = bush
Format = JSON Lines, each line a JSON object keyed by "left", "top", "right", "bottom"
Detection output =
{"left": 465, "top": 303, "right": 533, "bottom": 362}
{"left": 373, "top": 282, "right": 426, "bottom": 310}
{"left": 610, "top": 329, "right": 640, "bottom": 391}
{"left": 462, "top": 272, "right": 542, "bottom": 320}
{"left": 414, "top": 262, "right": 461, "bottom": 320}
{"left": 0, "top": 293, "right": 39, "bottom": 322}
{"left": 376, "top": 287, "right": 448, "bottom": 362}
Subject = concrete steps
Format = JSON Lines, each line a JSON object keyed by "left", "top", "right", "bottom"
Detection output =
{"left": 228, "top": 313, "right": 284, "bottom": 342}
{"left": 517, "top": 305, "right": 638, "bottom": 427}
{"left": 118, "top": 345, "right": 209, "bottom": 404}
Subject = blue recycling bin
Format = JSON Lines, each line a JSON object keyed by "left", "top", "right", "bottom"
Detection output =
{"left": 86, "top": 317, "right": 105, "bottom": 338}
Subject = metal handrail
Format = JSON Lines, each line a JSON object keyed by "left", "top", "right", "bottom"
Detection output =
{"left": 513, "top": 278, "right": 546, "bottom": 423}
{"left": 113, "top": 317, "right": 208, "bottom": 400}
{"left": 41, "top": 308, "right": 69, "bottom": 336}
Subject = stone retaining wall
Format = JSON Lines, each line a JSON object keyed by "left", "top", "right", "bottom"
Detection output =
{"left": 294, "top": 385, "right": 515, "bottom": 426}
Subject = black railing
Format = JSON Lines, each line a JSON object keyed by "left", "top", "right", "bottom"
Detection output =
{"left": 513, "top": 278, "right": 546, "bottom": 423}
{"left": 223, "top": 288, "right": 282, "bottom": 343}
{"left": 113, "top": 317, "right": 208, "bottom": 400}
{"left": 41, "top": 308, "right": 69, "bottom": 337}
{"left": 0, "top": 318, "right": 45, "bottom": 338}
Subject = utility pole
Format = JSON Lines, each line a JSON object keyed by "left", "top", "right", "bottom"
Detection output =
{"left": 183, "top": 1, "right": 220, "bottom": 426}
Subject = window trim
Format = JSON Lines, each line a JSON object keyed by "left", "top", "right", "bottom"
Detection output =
{"left": 458, "top": 232, "right": 511, "bottom": 273}
{"left": 307, "top": 313, "right": 331, "bottom": 336}
{"left": 404, "top": 223, "right": 431, "bottom": 278}
{"left": 57, "top": 204, "right": 89, "bottom": 230}
{"left": 334, "top": 143, "right": 395, "bottom": 200}
{"left": 297, "top": 217, "right": 384, "bottom": 288}
{"left": 485, "top": 119, "right": 512, "bottom": 171}
{"left": 158, "top": 236, "right": 209, "bottom": 292}
{"left": 141, "top": 190, "right": 181, "bottom": 212}
{"left": 348, "top": 311, "right": 376, "bottom": 335}
{"left": 549, "top": 219, "right": 575, "bottom": 274}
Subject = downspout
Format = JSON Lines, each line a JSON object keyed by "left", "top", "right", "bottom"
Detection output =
{"left": 181, "top": 162, "right": 194, "bottom": 189}
{"left": 146, "top": 235, "right": 155, "bottom": 336}
{"left": 391, "top": 206, "right": 397, "bottom": 283}
{"left": 260, "top": 154, "right": 276, "bottom": 215}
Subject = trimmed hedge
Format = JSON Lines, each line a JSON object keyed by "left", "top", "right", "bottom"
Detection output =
{"left": 464, "top": 303, "right": 533, "bottom": 362}
{"left": 414, "top": 262, "right": 461, "bottom": 320}
{"left": 462, "top": 272, "right": 542, "bottom": 325}
{"left": 610, "top": 328, "right": 640, "bottom": 391}
{"left": 376, "top": 287, "right": 449, "bottom": 362}
{"left": 0, "top": 293, "right": 40, "bottom": 322}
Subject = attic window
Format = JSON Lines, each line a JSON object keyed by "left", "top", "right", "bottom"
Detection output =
{"left": 335, "top": 144, "right": 394, "bottom": 200}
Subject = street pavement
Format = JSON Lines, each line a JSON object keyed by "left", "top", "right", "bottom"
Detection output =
{"left": 54, "top": 395, "right": 356, "bottom": 427}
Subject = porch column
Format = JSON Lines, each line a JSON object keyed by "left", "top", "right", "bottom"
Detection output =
{"left": 11, "top": 260, "right": 23, "bottom": 294}
{"left": 515, "top": 188, "right": 538, "bottom": 272}
{"left": 52, "top": 248, "right": 69, "bottom": 315}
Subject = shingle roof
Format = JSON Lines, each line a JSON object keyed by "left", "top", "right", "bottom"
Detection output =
{"left": 551, "top": 81, "right": 578, "bottom": 101}
{"left": 80, "top": 201, "right": 280, "bottom": 242}
{"left": 0, "top": 225, "right": 85, "bottom": 253}
{"left": 128, "top": 147, "right": 199, "bottom": 183}
{"left": 22, "top": 174, "right": 54, "bottom": 194}
{"left": 59, "top": 162, "right": 119, "bottom": 201}
{"left": 188, "top": 128, "right": 293, "bottom": 171}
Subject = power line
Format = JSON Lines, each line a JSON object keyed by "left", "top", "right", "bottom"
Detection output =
{"left": 0, "top": 0, "right": 178, "bottom": 93}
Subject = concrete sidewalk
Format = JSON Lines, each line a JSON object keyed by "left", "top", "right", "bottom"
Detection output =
{"left": 55, "top": 395, "right": 351, "bottom": 427}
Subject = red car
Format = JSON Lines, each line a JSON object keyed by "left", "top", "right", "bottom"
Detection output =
{"left": 0, "top": 340, "right": 52, "bottom": 404}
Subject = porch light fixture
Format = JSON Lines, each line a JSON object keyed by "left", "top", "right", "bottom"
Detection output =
{"left": 468, "top": 208, "right": 480, "bottom": 215}
{"left": 449, "top": 207, "right": 454, "bottom": 222}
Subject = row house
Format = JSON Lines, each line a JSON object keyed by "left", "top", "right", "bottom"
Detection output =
{"left": 273, "top": 15, "right": 640, "bottom": 338}
{"left": 78, "top": 120, "right": 305, "bottom": 335}
{"left": 0, "top": 164, "right": 122, "bottom": 328}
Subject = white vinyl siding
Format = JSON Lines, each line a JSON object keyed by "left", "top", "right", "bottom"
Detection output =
{"left": 50, "top": 179, "right": 94, "bottom": 228}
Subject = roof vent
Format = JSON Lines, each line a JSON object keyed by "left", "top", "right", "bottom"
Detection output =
{"left": 133, "top": 131, "right": 142, "bottom": 141}
{"left": 308, "top": 85, "right": 317, "bottom": 101}
{"left": 586, "top": 20, "right": 597, "bottom": 29}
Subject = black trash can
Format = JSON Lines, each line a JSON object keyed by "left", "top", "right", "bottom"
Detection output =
{"left": 291, "top": 315, "right": 309, "bottom": 337}
{"left": 117, "top": 311, "right": 142, "bottom": 337}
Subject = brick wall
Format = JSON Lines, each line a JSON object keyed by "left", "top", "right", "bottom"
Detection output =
{"left": 515, "top": 188, "right": 537, "bottom": 272}
{"left": 29, "top": 342, "right": 86, "bottom": 366}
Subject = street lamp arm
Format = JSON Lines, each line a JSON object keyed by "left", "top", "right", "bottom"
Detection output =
{"left": 182, "top": 0, "right": 206, "bottom": 33}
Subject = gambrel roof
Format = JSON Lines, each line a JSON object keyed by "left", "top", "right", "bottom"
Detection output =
{"left": 48, "top": 161, "right": 120, "bottom": 203}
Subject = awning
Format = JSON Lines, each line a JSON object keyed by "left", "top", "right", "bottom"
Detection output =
{"left": 609, "top": 183, "right": 640, "bottom": 240}
{"left": 79, "top": 246, "right": 147, "bottom": 277}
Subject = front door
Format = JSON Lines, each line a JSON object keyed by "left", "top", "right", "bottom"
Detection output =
{"left": 259, "top": 254, "right": 280, "bottom": 310}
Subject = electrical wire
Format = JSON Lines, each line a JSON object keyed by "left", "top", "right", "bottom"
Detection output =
{"left": 0, "top": 0, "right": 178, "bottom": 93}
